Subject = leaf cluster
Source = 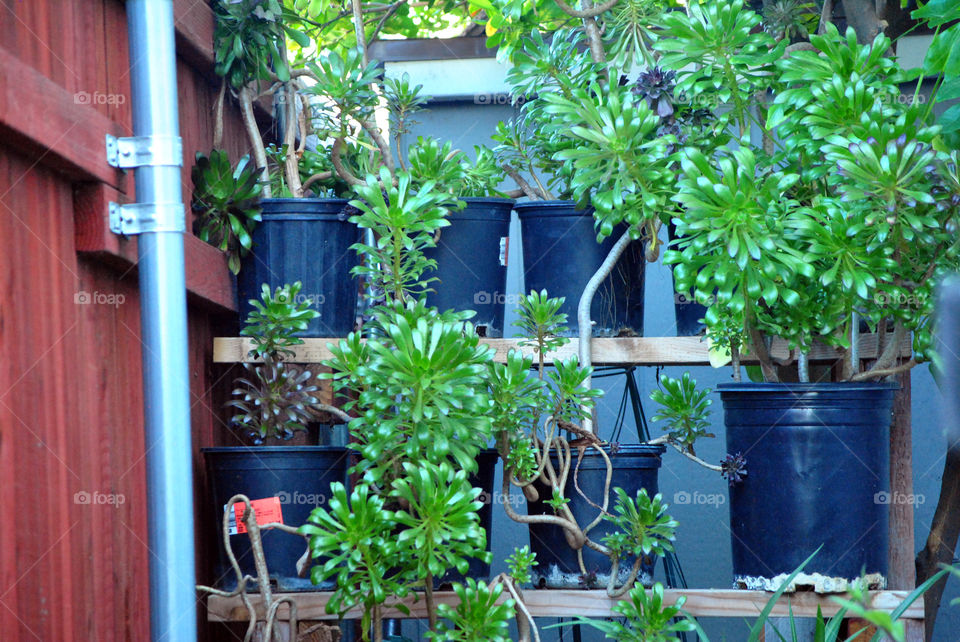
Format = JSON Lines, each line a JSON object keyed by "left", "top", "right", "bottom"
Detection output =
{"left": 190, "top": 150, "right": 262, "bottom": 275}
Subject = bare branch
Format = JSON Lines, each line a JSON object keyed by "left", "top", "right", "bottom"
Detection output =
{"left": 554, "top": 0, "right": 618, "bottom": 19}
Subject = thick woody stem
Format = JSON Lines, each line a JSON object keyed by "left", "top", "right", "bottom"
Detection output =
{"left": 332, "top": 137, "right": 365, "bottom": 186}
{"left": 284, "top": 84, "right": 304, "bottom": 197}
{"left": 351, "top": 0, "right": 369, "bottom": 66}
{"left": 583, "top": 16, "right": 606, "bottom": 65}
{"left": 851, "top": 359, "right": 918, "bottom": 381}
{"left": 861, "top": 322, "right": 907, "bottom": 377}
{"left": 213, "top": 78, "right": 226, "bottom": 150}
{"left": 359, "top": 118, "right": 396, "bottom": 175}
{"left": 501, "top": 466, "right": 587, "bottom": 548}
{"left": 302, "top": 172, "right": 333, "bottom": 193}
{"left": 554, "top": 0, "right": 618, "bottom": 18}
{"left": 606, "top": 557, "right": 644, "bottom": 597}
{"left": 424, "top": 573, "right": 438, "bottom": 630}
{"left": 578, "top": 229, "right": 635, "bottom": 433}
{"left": 503, "top": 164, "right": 543, "bottom": 199}
{"left": 239, "top": 87, "right": 272, "bottom": 198}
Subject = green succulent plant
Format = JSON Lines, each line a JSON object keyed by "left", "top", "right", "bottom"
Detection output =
{"left": 649, "top": 373, "right": 713, "bottom": 453}
{"left": 555, "top": 582, "right": 695, "bottom": 641}
{"left": 227, "top": 282, "right": 321, "bottom": 442}
{"left": 241, "top": 282, "right": 319, "bottom": 361}
{"left": 190, "top": 150, "right": 262, "bottom": 275}
{"left": 427, "top": 578, "right": 515, "bottom": 642}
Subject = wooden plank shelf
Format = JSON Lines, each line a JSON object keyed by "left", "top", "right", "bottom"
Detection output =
{"left": 214, "top": 334, "right": 909, "bottom": 367}
{"left": 207, "top": 588, "right": 923, "bottom": 622}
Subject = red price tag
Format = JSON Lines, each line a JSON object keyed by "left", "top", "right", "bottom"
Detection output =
{"left": 231, "top": 497, "right": 284, "bottom": 535}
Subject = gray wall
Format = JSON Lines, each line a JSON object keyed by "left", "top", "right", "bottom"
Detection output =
{"left": 400, "top": 98, "right": 960, "bottom": 641}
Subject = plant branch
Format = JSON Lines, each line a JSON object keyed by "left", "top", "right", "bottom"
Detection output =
{"left": 578, "top": 228, "right": 636, "bottom": 433}
{"left": 332, "top": 137, "right": 366, "bottom": 186}
{"left": 553, "top": 0, "right": 618, "bottom": 19}
{"left": 501, "top": 465, "right": 587, "bottom": 548}
{"left": 302, "top": 171, "right": 334, "bottom": 193}
{"left": 424, "top": 573, "right": 438, "bottom": 631}
{"left": 358, "top": 118, "right": 396, "bottom": 175}
{"left": 283, "top": 84, "right": 304, "bottom": 197}
{"left": 369, "top": 0, "right": 405, "bottom": 43}
{"left": 239, "top": 86, "right": 272, "bottom": 199}
{"left": 862, "top": 322, "right": 906, "bottom": 376}
{"left": 851, "top": 358, "right": 918, "bottom": 381}
{"left": 503, "top": 164, "right": 544, "bottom": 199}
{"left": 213, "top": 78, "right": 226, "bottom": 150}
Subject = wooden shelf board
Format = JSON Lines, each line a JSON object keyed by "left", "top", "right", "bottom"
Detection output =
{"left": 207, "top": 588, "right": 923, "bottom": 622}
{"left": 214, "top": 334, "right": 909, "bottom": 367}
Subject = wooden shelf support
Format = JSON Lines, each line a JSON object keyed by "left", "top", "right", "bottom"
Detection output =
{"left": 213, "top": 334, "right": 910, "bottom": 367}
{"left": 207, "top": 588, "right": 924, "bottom": 623}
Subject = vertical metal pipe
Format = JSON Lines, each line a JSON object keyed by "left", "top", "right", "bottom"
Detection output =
{"left": 125, "top": 1, "right": 196, "bottom": 640}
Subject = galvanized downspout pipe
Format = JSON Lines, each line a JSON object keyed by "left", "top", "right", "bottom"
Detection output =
{"left": 125, "top": 1, "right": 196, "bottom": 639}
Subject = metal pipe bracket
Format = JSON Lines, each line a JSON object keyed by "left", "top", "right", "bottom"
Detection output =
{"left": 106, "top": 133, "right": 182, "bottom": 169}
{"left": 109, "top": 202, "right": 185, "bottom": 235}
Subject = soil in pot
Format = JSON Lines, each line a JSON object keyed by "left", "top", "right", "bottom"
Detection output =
{"left": 515, "top": 201, "right": 645, "bottom": 337}
{"left": 237, "top": 199, "right": 360, "bottom": 337}
{"left": 526, "top": 443, "right": 665, "bottom": 589}
{"left": 203, "top": 446, "right": 350, "bottom": 592}
{"left": 720, "top": 382, "right": 897, "bottom": 592}
{"left": 423, "top": 198, "right": 514, "bottom": 337}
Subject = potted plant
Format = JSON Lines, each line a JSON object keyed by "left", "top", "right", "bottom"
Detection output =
{"left": 203, "top": 281, "right": 351, "bottom": 592}
{"left": 492, "top": 28, "right": 655, "bottom": 338}
{"left": 407, "top": 135, "right": 517, "bottom": 337}
{"left": 210, "top": 1, "right": 361, "bottom": 335}
{"left": 190, "top": 149, "right": 263, "bottom": 275}
{"left": 301, "top": 168, "right": 515, "bottom": 639}
{"left": 651, "top": 0, "right": 960, "bottom": 590}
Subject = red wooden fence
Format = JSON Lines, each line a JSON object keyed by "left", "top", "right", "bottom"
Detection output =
{"left": 0, "top": 1, "right": 250, "bottom": 639}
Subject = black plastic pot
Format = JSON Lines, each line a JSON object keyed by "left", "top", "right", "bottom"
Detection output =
{"left": 526, "top": 444, "right": 665, "bottom": 588}
{"left": 423, "top": 198, "right": 514, "bottom": 337}
{"left": 438, "top": 449, "right": 500, "bottom": 586}
{"left": 237, "top": 199, "right": 360, "bottom": 337}
{"left": 720, "top": 383, "right": 897, "bottom": 591}
{"left": 515, "top": 201, "right": 645, "bottom": 337}
{"left": 667, "top": 222, "right": 707, "bottom": 336}
{"left": 203, "top": 446, "right": 350, "bottom": 592}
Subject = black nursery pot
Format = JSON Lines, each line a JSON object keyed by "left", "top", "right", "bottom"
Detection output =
{"left": 526, "top": 444, "right": 665, "bottom": 589}
{"left": 720, "top": 383, "right": 897, "bottom": 591}
{"left": 203, "top": 446, "right": 350, "bottom": 592}
{"left": 667, "top": 221, "right": 707, "bottom": 336}
{"left": 237, "top": 199, "right": 360, "bottom": 337}
{"left": 515, "top": 201, "right": 645, "bottom": 337}
{"left": 423, "top": 198, "right": 514, "bottom": 337}
{"left": 437, "top": 448, "right": 500, "bottom": 586}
